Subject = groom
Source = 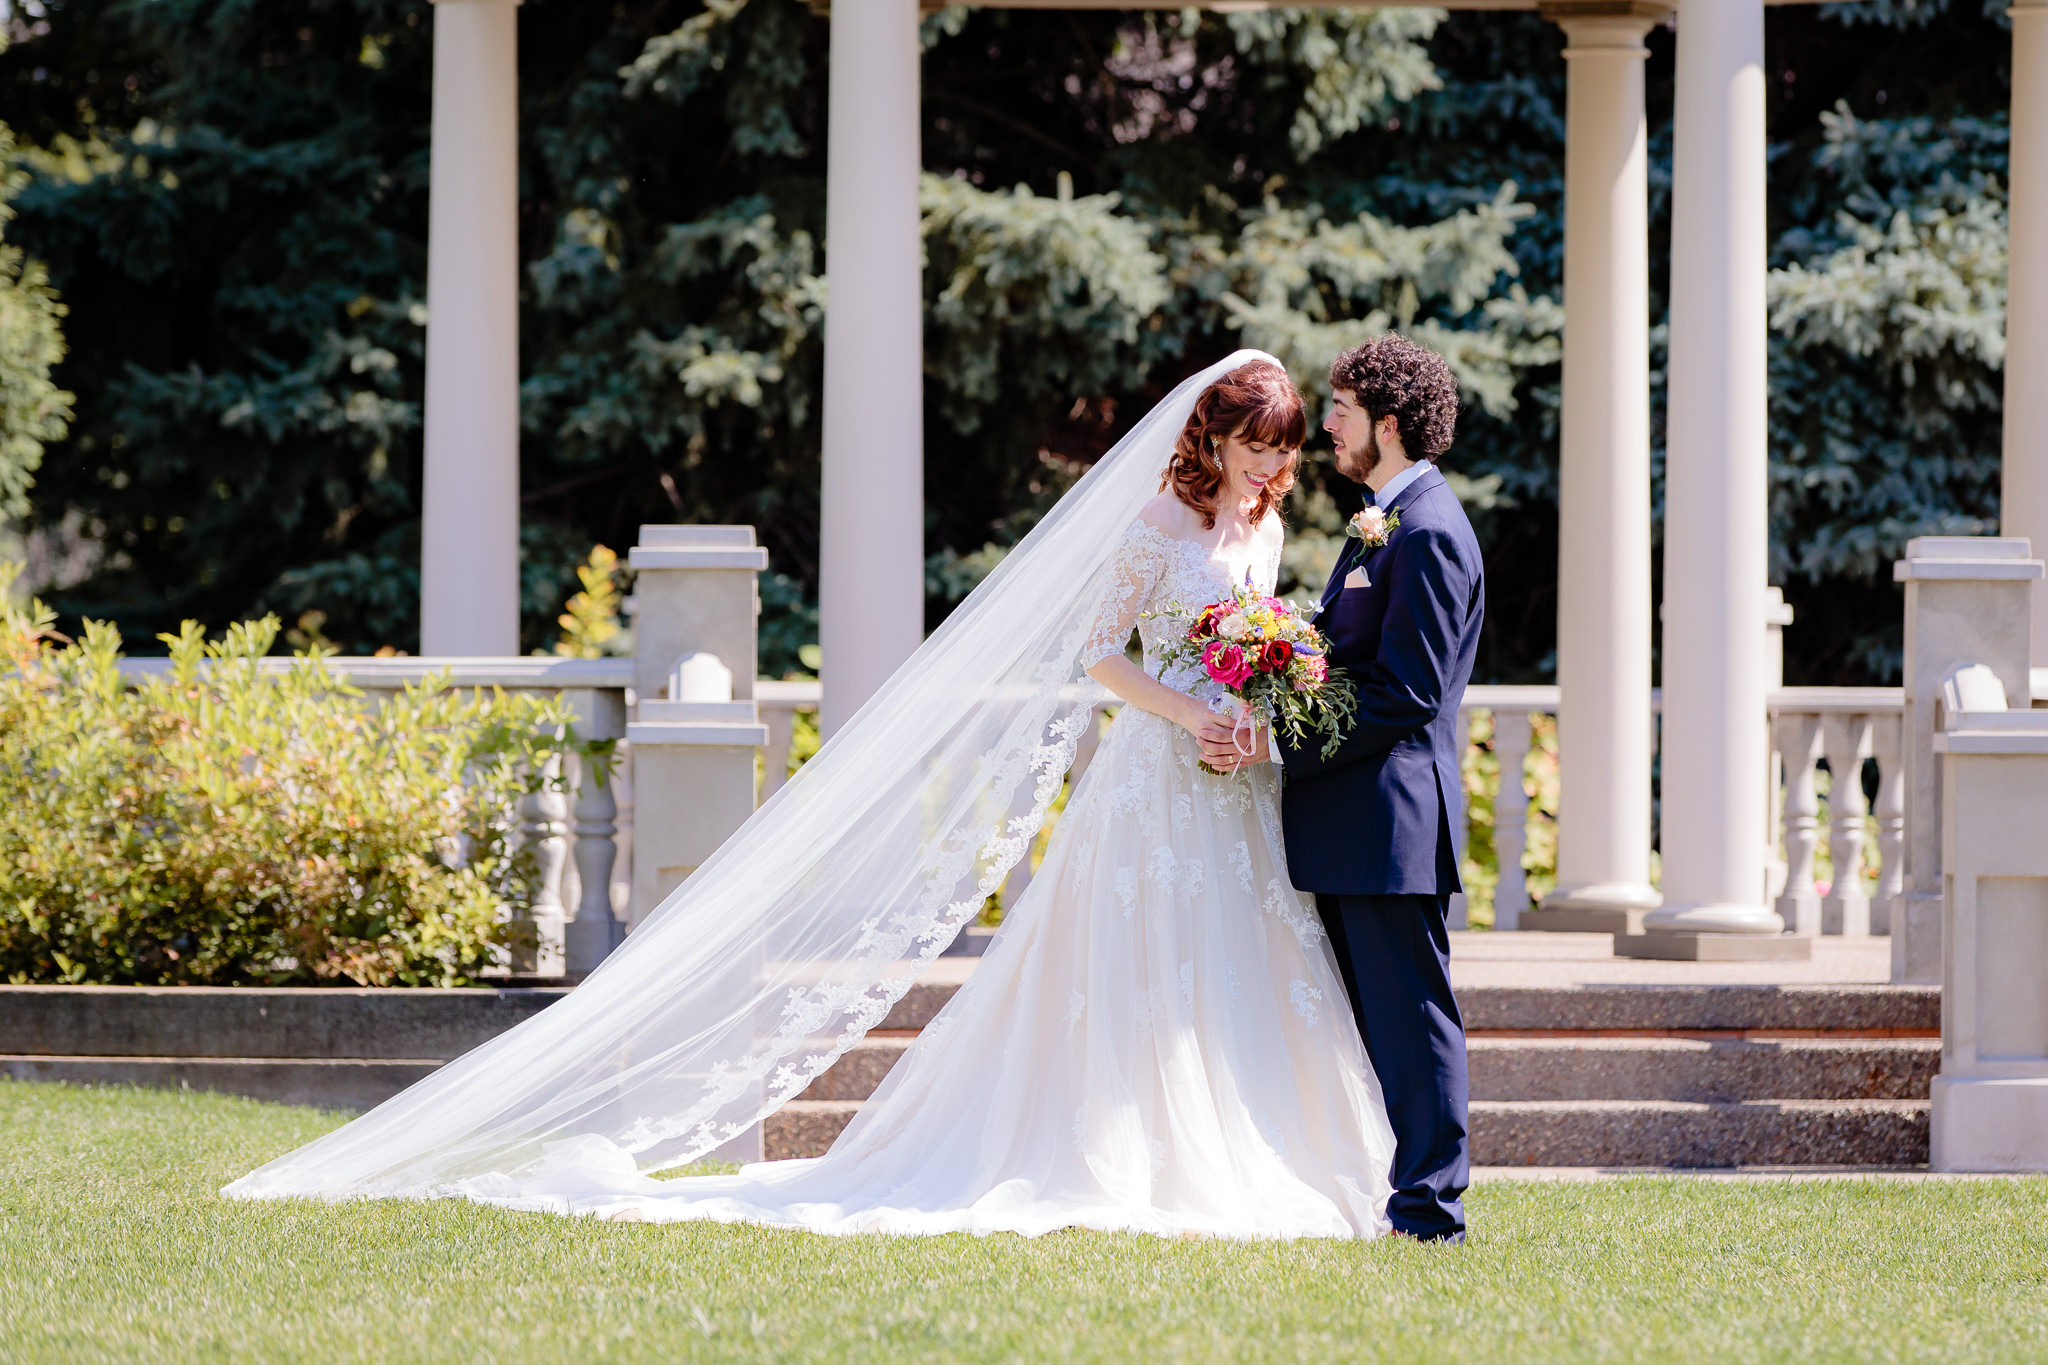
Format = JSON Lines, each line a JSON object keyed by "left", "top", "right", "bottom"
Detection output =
{"left": 1203, "top": 334, "right": 1483, "bottom": 1243}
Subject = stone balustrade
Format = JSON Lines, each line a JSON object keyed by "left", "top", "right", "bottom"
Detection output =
{"left": 753, "top": 676, "right": 1908, "bottom": 937}
{"left": 107, "top": 646, "right": 1918, "bottom": 972}
{"left": 115, "top": 655, "right": 634, "bottom": 980}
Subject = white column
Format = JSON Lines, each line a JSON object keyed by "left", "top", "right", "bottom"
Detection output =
{"left": 420, "top": 0, "right": 521, "bottom": 656}
{"left": 1527, "top": 7, "right": 1663, "bottom": 933}
{"left": 2005, "top": 0, "right": 2048, "bottom": 667}
{"left": 819, "top": 0, "right": 925, "bottom": 736}
{"left": 1641, "top": 0, "right": 1781, "bottom": 939}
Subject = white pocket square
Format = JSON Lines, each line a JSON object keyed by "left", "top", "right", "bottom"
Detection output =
{"left": 1342, "top": 566, "right": 1370, "bottom": 590}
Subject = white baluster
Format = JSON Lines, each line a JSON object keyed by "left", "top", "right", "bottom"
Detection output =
{"left": 1822, "top": 712, "right": 1874, "bottom": 936}
{"left": 1773, "top": 712, "right": 1824, "bottom": 936}
{"left": 562, "top": 688, "right": 628, "bottom": 973}
{"left": 563, "top": 752, "right": 621, "bottom": 976}
{"left": 1449, "top": 706, "right": 1472, "bottom": 930}
{"left": 1494, "top": 708, "right": 1534, "bottom": 931}
{"left": 761, "top": 701, "right": 798, "bottom": 800}
{"left": 1872, "top": 712, "right": 1905, "bottom": 936}
{"left": 513, "top": 750, "right": 570, "bottom": 977}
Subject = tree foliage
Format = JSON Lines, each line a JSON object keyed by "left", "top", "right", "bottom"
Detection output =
{"left": 0, "top": 118, "right": 72, "bottom": 525}
{"left": 0, "top": 0, "right": 2022, "bottom": 684}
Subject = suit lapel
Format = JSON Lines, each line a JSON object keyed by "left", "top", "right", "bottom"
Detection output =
{"left": 1320, "top": 536, "right": 1362, "bottom": 611}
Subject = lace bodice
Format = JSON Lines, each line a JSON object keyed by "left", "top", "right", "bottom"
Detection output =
{"left": 1080, "top": 519, "right": 1284, "bottom": 699}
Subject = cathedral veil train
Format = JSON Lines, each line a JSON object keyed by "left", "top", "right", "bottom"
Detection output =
{"left": 223, "top": 348, "right": 1399, "bottom": 1239}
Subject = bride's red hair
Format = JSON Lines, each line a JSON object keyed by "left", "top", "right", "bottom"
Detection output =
{"left": 1161, "top": 361, "right": 1305, "bottom": 529}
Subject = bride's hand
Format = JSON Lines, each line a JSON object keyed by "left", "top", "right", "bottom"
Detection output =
{"left": 1172, "top": 696, "right": 1221, "bottom": 741}
{"left": 1196, "top": 714, "right": 1270, "bottom": 771}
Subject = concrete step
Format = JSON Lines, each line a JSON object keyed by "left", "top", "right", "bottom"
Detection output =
{"left": 766, "top": 1101, "right": 862, "bottom": 1161}
{"left": 0, "top": 1055, "right": 439, "bottom": 1111}
{"left": 1459, "top": 984, "right": 1938, "bottom": 1033}
{"left": 0, "top": 979, "right": 1937, "bottom": 1059}
{"left": 1470, "top": 1099, "right": 1929, "bottom": 1167}
{"left": 793, "top": 1036, "right": 1943, "bottom": 1106}
{"left": 1468, "top": 1037, "right": 1940, "bottom": 1103}
{"left": 0, "top": 985, "right": 568, "bottom": 1060}
{"left": 798, "top": 1038, "right": 912, "bottom": 1102}
{"left": 760, "top": 1098, "right": 1930, "bottom": 1166}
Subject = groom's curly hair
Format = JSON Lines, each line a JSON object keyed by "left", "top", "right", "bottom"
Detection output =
{"left": 1329, "top": 334, "right": 1461, "bottom": 462}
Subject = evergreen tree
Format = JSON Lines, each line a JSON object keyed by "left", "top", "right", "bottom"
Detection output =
{"left": 0, "top": 108, "right": 72, "bottom": 533}
{"left": 0, "top": 0, "right": 2019, "bottom": 685}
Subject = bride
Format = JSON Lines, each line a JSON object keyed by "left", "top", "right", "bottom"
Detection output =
{"left": 225, "top": 351, "right": 1396, "bottom": 1240}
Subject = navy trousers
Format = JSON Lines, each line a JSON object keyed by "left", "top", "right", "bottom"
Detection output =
{"left": 1316, "top": 892, "right": 1469, "bottom": 1240}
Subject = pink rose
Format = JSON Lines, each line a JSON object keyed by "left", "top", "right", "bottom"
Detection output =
{"left": 1202, "top": 640, "right": 1255, "bottom": 688}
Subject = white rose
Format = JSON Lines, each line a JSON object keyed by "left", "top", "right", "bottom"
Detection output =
{"left": 1218, "top": 612, "right": 1252, "bottom": 641}
{"left": 1352, "top": 507, "right": 1387, "bottom": 538}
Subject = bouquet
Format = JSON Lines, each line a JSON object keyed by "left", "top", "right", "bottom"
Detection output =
{"left": 1146, "top": 580, "right": 1358, "bottom": 773}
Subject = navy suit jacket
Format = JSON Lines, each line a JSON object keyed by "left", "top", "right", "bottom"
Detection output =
{"left": 1277, "top": 464, "right": 1484, "bottom": 896}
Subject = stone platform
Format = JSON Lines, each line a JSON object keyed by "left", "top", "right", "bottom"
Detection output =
{"left": 772, "top": 932, "right": 1933, "bottom": 1167}
{"left": 0, "top": 932, "right": 1934, "bottom": 1168}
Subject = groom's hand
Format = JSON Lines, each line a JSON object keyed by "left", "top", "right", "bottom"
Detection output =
{"left": 1197, "top": 716, "right": 1270, "bottom": 771}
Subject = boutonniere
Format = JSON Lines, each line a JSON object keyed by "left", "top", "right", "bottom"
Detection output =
{"left": 1346, "top": 505, "right": 1399, "bottom": 549}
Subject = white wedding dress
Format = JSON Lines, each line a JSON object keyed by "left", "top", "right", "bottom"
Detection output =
{"left": 450, "top": 518, "right": 1397, "bottom": 1239}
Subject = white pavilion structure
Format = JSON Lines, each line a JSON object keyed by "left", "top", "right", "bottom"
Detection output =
{"left": 411, "top": 0, "right": 2048, "bottom": 953}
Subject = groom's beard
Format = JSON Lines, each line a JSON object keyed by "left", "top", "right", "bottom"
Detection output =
{"left": 1336, "top": 420, "right": 1381, "bottom": 483}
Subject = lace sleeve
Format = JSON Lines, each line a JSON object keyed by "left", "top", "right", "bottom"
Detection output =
{"left": 1079, "top": 520, "right": 1171, "bottom": 669}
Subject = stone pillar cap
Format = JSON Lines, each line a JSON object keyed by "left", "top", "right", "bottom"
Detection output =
{"left": 1894, "top": 536, "right": 2046, "bottom": 582}
{"left": 629, "top": 523, "right": 771, "bottom": 572}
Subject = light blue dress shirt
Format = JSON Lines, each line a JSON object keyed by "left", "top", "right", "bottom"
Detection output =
{"left": 1372, "top": 459, "right": 1430, "bottom": 511}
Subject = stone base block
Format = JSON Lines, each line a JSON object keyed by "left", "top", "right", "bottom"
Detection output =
{"left": 1472, "top": 1098, "right": 1927, "bottom": 1167}
{"left": 1892, "top": 893, "right": 1942, "bottom": 984}
{"left": 1612, "top": 931, "right": 1814, "bottom": 962}
{"left": 1522, "top": 905, "right": 1648, "bottom": 935}
{"left": 0, "top": 1054, "right": 438, "bottom": 1111}
{"left": 1931, "top": 1075, "right": 2048, "bottom": 1171}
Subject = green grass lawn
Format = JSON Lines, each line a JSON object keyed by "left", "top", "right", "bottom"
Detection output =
{"left": 3, "top": 1081, "right": 2046, "bottom": 1364}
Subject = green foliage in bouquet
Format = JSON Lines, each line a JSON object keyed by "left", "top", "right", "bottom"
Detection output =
{"left": 0, "top": 566, "right": 584, "bottom": 986}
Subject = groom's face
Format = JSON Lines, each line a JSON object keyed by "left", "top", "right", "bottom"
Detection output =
{"left": 1325, "top": 389, "right": 1379, "bottom": 484}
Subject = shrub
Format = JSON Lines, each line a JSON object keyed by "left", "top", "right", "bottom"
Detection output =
{"left": 0, "top": 569, "right": 584, "bottom": 986}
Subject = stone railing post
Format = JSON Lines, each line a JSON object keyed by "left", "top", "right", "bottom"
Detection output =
{"left": 1929, "top": 666, "right": 2048, "bottom": 1170}
{"left": 626, "top": 525, "right": 771, "bottom": 927}
{"left": 628, "top": 526, "right": 767, "bottom": 703}
{"left": 1895, "top": 537, "right": 2044, "bottom": 983}
{"left": 626, "top": 654, "right": 769, "bottom": 927}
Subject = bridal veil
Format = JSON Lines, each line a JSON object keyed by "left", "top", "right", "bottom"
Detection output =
{"left": 224, "top": 349, "right": 1289, "bottom": 1202}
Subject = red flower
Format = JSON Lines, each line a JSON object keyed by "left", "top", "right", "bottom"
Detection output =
{"left": 1259, "top": 640, "right": 1294, "bottom": 672}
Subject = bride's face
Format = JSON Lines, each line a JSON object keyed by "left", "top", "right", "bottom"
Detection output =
{"left": 1215, "top": 427, "right": 1294, "bottom": 512}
